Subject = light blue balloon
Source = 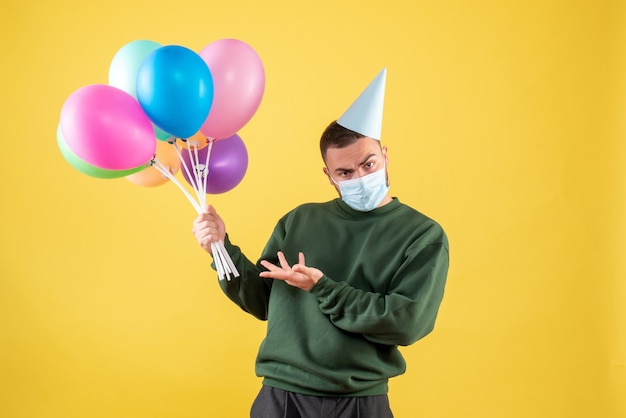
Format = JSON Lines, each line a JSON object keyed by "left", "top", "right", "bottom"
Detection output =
{"left": 109, "top": 40, "right": 171, "bottom": 140}
{"left": 136, "top": 45, "right": 214, "bottom": 139}
{"left": 154, "top": 124, "right": 171, "bottom": 141}
{"left": 109, "top": 40, "right": 162, "bottom": 98}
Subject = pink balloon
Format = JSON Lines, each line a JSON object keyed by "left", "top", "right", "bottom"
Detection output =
{"left": 199, "top": 39, "right": 265, "bottom": 140}
{"left": 60, "top": 84, "right": 157, "bottom": 170}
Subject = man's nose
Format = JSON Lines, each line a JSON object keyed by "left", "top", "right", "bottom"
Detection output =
{"left": 354, "top": 168, "right": 368, "bottom": 178}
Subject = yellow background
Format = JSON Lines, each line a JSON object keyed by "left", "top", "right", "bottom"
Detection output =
{"left": 1, "top": 0, "right": 624, "bottom": 417}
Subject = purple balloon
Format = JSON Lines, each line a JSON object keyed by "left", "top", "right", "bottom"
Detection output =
{"left": 181, "top": 134, "right": 248, "bottom": 194}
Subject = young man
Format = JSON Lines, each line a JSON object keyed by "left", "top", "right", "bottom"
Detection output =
{"left": 192, "top": 70, "right": 449, "bottom": 417}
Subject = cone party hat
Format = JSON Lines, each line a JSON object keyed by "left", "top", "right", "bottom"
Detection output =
{"left": 337, "top": 68, "right": 386, "bottom": 140}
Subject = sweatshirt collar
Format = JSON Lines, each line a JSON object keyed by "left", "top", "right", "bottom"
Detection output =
{"left": 334, "top": 197, "right": 401, "bottom": 218}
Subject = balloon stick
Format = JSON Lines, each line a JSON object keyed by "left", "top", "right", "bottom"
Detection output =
{"left": 172, "top": 142, "right": 204, "bottom": 205}
{"left": 201, "top": 138, "right": 215, "bottom": 208}
{"left": 154, "top": 149, "right": 240, "bottom": 280}
{"left": 191, "top": 146, "right": 204, "bottom": 201}
{"left": 153, "top": 159, "right": 202, "bottom": 214}
{"left": 212, "top": 242, "right": 226, "bottom": 280}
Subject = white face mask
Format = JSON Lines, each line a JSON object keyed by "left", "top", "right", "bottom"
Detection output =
{"left": 331, "top": 166, "right": 389, "bottom": 212}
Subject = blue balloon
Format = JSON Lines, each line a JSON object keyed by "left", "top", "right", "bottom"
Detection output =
{"left": 136, "top": 45, "right": 214, "bottom": 139}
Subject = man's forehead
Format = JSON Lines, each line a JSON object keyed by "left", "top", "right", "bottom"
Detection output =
{"left": 325, "top": 138, "right": 383, "bottom": 167}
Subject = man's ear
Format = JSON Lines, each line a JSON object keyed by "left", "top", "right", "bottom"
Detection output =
{"left": 322, "top": 167, "right": 333, "bottom": 185}
{"left": 323, "top": 167, "right": 342, "bottom": 197}
{"left": 382, "top": 145, "right": 389, "bottom": 165}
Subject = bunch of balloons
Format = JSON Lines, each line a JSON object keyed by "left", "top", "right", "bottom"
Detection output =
{"left": 58, "top": 38, "right": 265, "bottom": 280}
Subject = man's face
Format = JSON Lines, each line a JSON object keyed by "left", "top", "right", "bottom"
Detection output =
{"left": 323, "top": 136, "right": 388, "bottom": 189}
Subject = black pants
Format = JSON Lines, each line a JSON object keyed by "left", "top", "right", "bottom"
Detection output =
{"left": 250, "top": 386, "right": 394, "bottom": 418}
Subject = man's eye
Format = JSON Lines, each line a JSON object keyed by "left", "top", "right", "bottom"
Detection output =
{"left": 365, "top": 162, "right": 375, "bottom": 168}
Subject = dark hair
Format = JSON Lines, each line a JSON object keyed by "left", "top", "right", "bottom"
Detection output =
{"left": 319, "top": 120, "right": 365, "bottom": 161}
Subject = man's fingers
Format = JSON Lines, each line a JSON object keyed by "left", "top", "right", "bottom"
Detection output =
{"left": 277, "top": 251, "right": 291, "bottom": 270}
{"left": 260, "top": 260, "right": 279, "bottom": 271}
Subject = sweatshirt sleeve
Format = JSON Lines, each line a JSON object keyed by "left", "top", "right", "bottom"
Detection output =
{"left": 308, "top": 240, "right": 449, "bottom": 346}
{"left": 213, "top": 210, "right": 294, "bottom": 320}
{"left": 214, "top": 235, "right": 273, "bottom": 321}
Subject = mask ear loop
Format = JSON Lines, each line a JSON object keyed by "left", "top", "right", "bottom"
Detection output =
{"left": 328, "top": 172, "right": 340, "bottom": 187}
{"left": 324, "top": 166, "right": 340, "bottom": 187}
{"left": 373, "top": 144, "right": 389, "bottom": 187}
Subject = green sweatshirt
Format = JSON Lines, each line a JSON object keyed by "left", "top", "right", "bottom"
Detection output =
{"left": 215, "top": 197, "right": 449, "bottom": 397}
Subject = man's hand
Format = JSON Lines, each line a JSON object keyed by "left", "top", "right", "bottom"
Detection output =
{"left": 260, "top": 251, "right": 323, "bottom": 292}
{"left": 192, "top": 205, "right": 226, "bottom": 254}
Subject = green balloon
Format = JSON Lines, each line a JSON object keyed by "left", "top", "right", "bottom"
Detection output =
{"left": 57, "top": 125, "right": 148, "bottom": 179}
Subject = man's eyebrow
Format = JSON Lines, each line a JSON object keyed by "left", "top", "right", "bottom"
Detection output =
{"left": 333, "top": 153, "right": 377, "bottom": 173}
